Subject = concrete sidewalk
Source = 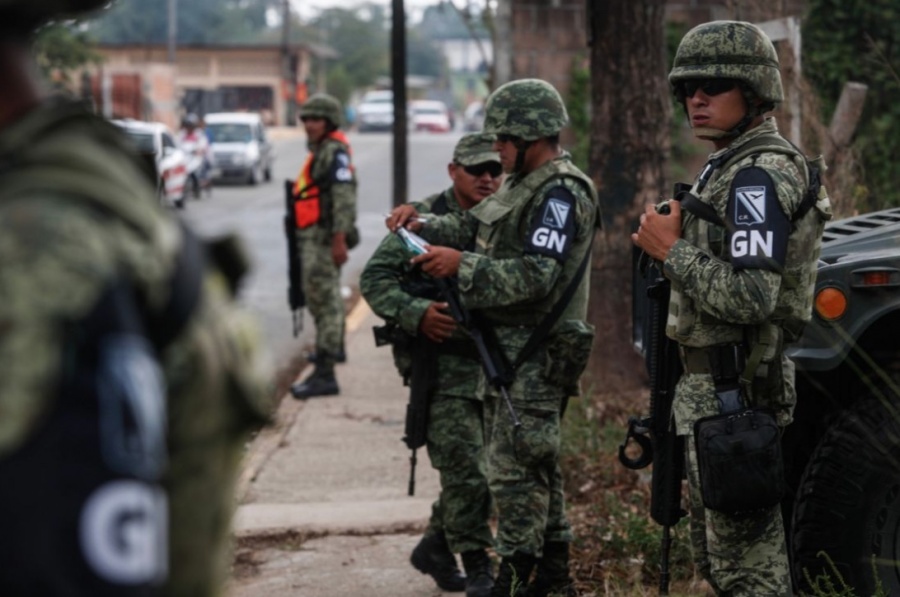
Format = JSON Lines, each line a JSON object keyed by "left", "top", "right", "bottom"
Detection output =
{"left": 227, "top": 300, "right": 454, "bottom": 597}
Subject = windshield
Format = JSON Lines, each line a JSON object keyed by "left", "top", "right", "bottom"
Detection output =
{"left": 207, "top": 123, "right": 253, "bottom": 143}
{"left": 123, "top": 131, "right": 156, "bottom": 153}
{"left": 415, "top": 106, "right": 445, "bottom": 115}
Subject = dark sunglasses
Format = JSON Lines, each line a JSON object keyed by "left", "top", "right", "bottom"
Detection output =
{"left": 461, "top": 162, "right": 503, "bottom": 178}
{"left": 299, "top": 115, "right": 324, "bottom": 122}
{"left": 674, "top": 78, "right": 737, "bottom": 101}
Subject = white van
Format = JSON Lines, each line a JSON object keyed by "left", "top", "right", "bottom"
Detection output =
{"left": 205, "top": 112, "right": 274, "bottom": 185}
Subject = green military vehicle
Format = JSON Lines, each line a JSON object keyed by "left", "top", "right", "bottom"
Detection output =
{"left": 784, "top": 206, "right": 900, "bottom": 594}
{"left": 628, "top": 206, "right": 900, "bottom": 594}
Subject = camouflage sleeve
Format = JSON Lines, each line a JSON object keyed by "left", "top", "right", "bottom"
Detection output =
{"left": 360, "top": 232, "right": 433, "bottom": 335}
{"left": 314, "top": 143, "right": 357, "bottom": 234}
{"left": 0, "top": 200, "right": 138, "bottom": 457}
{"left": 664, "top": 231, "right": 782, "bottom": 324}
{"left": 456, "top": 251, "right": 561, "bottom": 310}
{"left": 418, "top": 209, "right": 480, "bottom": 248}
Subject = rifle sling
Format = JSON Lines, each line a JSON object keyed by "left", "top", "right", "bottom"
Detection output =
{"left": 511, "top": 232, "right": 595, "bottom": 371}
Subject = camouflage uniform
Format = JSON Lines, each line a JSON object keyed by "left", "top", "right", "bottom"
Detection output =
{"left": 0, "top": 98, "right": 269, "bottom": 597}
{"left": 361, "top": 134, "right": 499, "bottom": 596}
{"left": 420, "top": 82, "right": 600, "bottom": 570}
{"left": 664, "top": 22, "right": 832, "bottom": 596}
{"left": 297, "top": 127, "right": 356, "bottom": 361}
{"left": 362, "top": 188, "right": 492, "bottom": 551}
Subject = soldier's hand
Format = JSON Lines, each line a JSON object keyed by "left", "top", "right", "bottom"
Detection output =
{"left": 632, "top": 200, "right": 682, "bottom": 262}
{"left": 410, "top": 246, "right": 461, "bottom": 278}
{"left": 419, "top": 302, "right": 457, "bottom": 342}
{"left": 332, "top": 232, "right": 349, "bottom": 266}
{"left": 386, "top": 205, "right": 423, "bottom": 232}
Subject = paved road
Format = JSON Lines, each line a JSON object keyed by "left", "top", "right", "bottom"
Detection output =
{"left": 178, "top": 128, "right": 469, "bottom": 596}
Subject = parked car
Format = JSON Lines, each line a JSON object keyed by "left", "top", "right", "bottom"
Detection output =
{"left": 410, "top": 100, "right": 453, "bottom": 133}
{"left": 113, "top": 119, "right": 188, "bottom": 209}
{"left": 356, "top": 90, "right": 395, "bottom": 132}
{"left": 205, "top": 112, "right": 274, "bottom": 185}
{"left": 463, "top": 100, "right": 485, "bottom": 132}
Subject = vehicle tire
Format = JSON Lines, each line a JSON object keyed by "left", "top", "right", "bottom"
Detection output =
{"left": 247, "top": 164, "right": 259, "bottom": 186}
{"left": 790, "top": 394, "right": 900, "bottom": 595}
{"left": 264, "top": 165, "right": 272, "bottom": 182}
{"left": 190, "top": 174, "right": 201, "bottom": 199}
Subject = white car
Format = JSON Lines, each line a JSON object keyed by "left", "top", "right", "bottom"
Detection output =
{"left": 410, "top": 100, "right": 453, "bottom": 133}
{"left": 205, "top": 112, "right": 274, "bottom": 185}
{"left": 356, "top": 90, "right": 396, "bottom": 132}
{"left": 114, "top": 119, "right": 188, "bottom": 209}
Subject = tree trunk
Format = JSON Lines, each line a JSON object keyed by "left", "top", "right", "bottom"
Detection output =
{"left": 586, "top": 1, "right": 670, "bottom": 392}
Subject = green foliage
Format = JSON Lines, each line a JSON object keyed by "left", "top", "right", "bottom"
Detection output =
{"left": 803, "top": 0, "right": 900, "bottom": 211}
{"left": 419, "top": 1, "right": 490, "bottom": 41}
{"left": 325, "top": 64, "right": 354, "bottom": 107}
{"left": 799, "top": 552, "right": 888, "bottom": 597}
{"left": 565, "top": 56, "right": 590, "bottom": 173}
{"left": 311, "top": 7, "right": 389, "bottom": 91}
{"left": 33, "top": 23, "right": 100, "bottom": 83}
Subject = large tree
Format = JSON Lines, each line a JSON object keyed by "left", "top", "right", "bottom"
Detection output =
{"left": 587, "top": 1, "right": 671, "bottom": 390}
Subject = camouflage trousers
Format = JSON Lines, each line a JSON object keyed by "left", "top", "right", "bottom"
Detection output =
{"left": 684, "top": 429, "right": 791, "bottom": 596}
{"left": 297, "top": 235, "right": 344, "bottom": 356}
{"left": 425, "top": 394, "right": 493, "bottom": 553}
{"left": 482, "top": 354, "right": 573, "bottom": 557}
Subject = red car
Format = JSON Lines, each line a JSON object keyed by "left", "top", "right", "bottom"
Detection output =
{"left": 410, "top": 100, "right": 453, "bottom": 133}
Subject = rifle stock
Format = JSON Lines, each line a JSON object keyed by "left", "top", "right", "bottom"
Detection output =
{"left": 284, "top": 180, "right": 305, "bottom": 336}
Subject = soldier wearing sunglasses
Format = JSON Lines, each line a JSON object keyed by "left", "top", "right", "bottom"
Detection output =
{"left": 386, "top": 78, "right": 600, "bottom": 597}
{"left": 361, "top": 133, "right": 502, "bottom": 597}
{"left": 632, "top": 21, "right": 831, "bottom": 596}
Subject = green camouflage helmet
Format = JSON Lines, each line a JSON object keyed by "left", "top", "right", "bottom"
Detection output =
{"left": 669, "top": 20, "right": 784, "bottom": 104}
{"left": 483, "top": 78, "right": 568, "bottom": 141}
{"left": 0, "top": 0, "right": 110, "bottom": 30}
{"left": 300, "top": 93, "right": 343, "bottom": 128}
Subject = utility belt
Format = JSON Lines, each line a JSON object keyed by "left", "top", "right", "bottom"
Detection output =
{"left": 683, "top": 342, "right": 786, "bottom": 516}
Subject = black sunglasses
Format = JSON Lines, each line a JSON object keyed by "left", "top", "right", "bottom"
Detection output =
{"left": 495, "top": 133, "right": 520, "bottom": 144}
{"left": 674, "top": 78, "right": 737, "bottom": 101}
{"left": 461, "top": 162, "right": 503, "bottom": 178}
{"left": 299, "top": 115, "right": 324, "bottom": 122}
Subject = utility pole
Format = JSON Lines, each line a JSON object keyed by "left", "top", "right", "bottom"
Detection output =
{"left": 493, "top": 0, "right": 511, "bottom": 86}
{"left": 167, "top": 0, "right": 177, "bottom": 64}
{"left": 282, "top": 0, "right": 297, "bottom": 125}
{"left": 391, "top": 0, "right": 408, "bottom": 207}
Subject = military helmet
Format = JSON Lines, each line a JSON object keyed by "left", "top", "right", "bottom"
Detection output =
{"left": 0, "top": 0, "right": 110, "bottom": 30}
{"left": 300, "top": 93, "right": 343, "bottom": 128}
{"left": 669, "top": 20, "right": 784, "bottom": 104}
{"left": 483, "top": 78, "right": 568, "bottom": 141}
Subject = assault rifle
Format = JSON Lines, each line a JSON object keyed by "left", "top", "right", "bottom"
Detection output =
{"left": 396, "top": 228, "right": 521, "bottom": 428}
{"left": 283, "top": 180, "right": 305, "bottom": 336}
{"left": 618, "top": 244, "right": 686, "bottom": 595}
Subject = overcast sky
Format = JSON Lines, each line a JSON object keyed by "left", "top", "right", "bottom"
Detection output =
{"left": 289, "top": 0, "right": 486, "bottom": 21}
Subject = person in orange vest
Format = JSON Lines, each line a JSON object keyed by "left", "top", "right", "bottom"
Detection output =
{"left": 291, "top": 93, "right": 358, "bottom": 399}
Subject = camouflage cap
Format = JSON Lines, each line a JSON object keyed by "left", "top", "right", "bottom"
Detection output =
{"left": 0, "top": 0, "right": 110, "bottom": 30}
{"left": 483, "top": 78, "right": 568, "bottom": 141}
{"left": 300, "top": 93, "right": 343, "bottom": 128}
{"left": 669, "top": 20, "right": 784, "bottom": 104}
{"left": 453, "top": 132, "right": 499, "bottom": 166}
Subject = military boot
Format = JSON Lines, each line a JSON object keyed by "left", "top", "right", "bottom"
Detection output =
{"left": 491, "top": 552, "right": 536, "bottom": 597}
{"left": 525, "top": 541, "right": 575, "bottom": 597}
{"left": 290, "top": 362, "right": 339, "bottom": 399}
{"left": 410, "top": 531, "right": 466, "bottom": 592}
{"left": 306, "top": 347, "right": 346, "bottom": 364}
{"left": 461, "top": 549, "right": 494, "bottom": 597}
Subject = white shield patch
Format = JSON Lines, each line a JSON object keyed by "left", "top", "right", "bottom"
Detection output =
{"left": 542, "top": 198, "right": 570, "bottom": 229}
{"left": 735, "top": 186, "right": 766, "bottom": 226}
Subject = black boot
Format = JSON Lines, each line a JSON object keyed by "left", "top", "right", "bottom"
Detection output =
{"left": 290, "top": 363, "right": 339, "bottom": 399}
{"left": 410, "top": 532, "right": 466, "bottom": 592}
{"left": 306, "top": 348, "right": 346, "bottom": 364}
{"left": 525, "top": 542, "right": 575, "bottom": 597}
{"left": 491, "top": 552, "right": 536, "bottom": 597}
{"left": 461, "top": 550, "right": 494, "bottom": 597}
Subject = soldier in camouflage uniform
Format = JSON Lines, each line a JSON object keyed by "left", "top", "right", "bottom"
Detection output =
{"left": 361, "top": 133, "right": 502, "bottom": 597}
{"left": 633, "top": 21, "right": 832, "bottom": 596}
{"left": 0, "top": 1, "right": 270, "bottom": 595}
{"left": 387, "top": 79, "right": 600, "bottom": 597}
{"left": 290, "top": 93, "right": 358, "bottom": 399}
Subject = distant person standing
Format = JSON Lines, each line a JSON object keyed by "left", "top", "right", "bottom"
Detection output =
{"left": 0, "top": 1, "right": 270, "bottom": 595}
{"left": 361, "top": 133, "right": 503, "bottom": 597}
{"left": 290, "top": 93, "right": 358, "bottom": 399}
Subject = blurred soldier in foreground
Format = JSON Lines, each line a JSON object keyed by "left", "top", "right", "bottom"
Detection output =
{"left": 361, "top": 133, "right": 502, "bottom": 597}
{"left": 632, "top": 21, "right": 831, "bottom": 595}
{"left": 386, "top": 79, "right": 600, "bottom": 597}
{"left": 0, "top": 2, "right": 270, "bottom": 595}
{"left": 289, "top": 93, "right": 358, "bottom": 399}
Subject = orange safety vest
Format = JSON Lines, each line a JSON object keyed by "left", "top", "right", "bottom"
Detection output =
{"left": 293, "top": 131, "right": 353, "bottom": 229}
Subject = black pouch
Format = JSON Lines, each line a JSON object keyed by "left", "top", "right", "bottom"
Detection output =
{"left": 694, "top": 408, "right": 784, "bottom": 515}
